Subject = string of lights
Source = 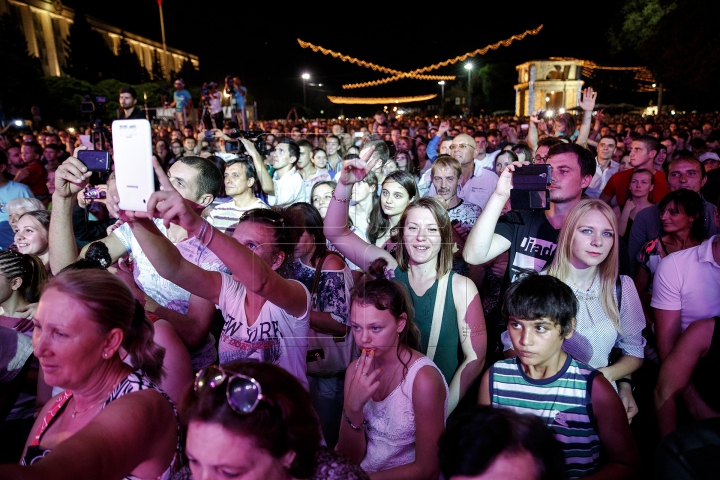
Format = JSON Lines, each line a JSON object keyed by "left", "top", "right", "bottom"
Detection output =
{"left": 327, "top": 94, "right": 438, "bottom": 105}
{"left": 297, "top": 25, "right": 544, "bottom": 89}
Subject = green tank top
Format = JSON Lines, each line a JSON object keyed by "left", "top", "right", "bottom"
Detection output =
{"left": 393, "top": 267, "right": 460, "bottom": 381}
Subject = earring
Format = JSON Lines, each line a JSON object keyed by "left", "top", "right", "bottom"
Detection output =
{"left": 103, "top": 352, "right": 108, "bottom": 358}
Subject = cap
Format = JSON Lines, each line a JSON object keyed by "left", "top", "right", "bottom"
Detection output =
{"left": 699, "top": 152, "right": 720, "bottom": 163}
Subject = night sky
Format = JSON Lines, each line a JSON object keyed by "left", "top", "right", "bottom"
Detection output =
{"left": 63, "top": 1, "right": 630, "bottom": 116}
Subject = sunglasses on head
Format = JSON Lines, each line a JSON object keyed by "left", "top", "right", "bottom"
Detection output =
{"left": 194, "top": 365, "right": 269, "bottom": 414}
{"left": 240, "top": 209, "right": 285, "bottom": 226}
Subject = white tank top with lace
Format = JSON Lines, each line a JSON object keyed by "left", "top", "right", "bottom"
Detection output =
{"left": 359, "top": 356, "right": 449, "bottom": 473}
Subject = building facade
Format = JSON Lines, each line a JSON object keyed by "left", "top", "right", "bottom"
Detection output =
{"left": 0, "top": 0, "right": 198, "bottom": 78}
{"left": 514, "top": 59, "right": 584, "bottom": 117}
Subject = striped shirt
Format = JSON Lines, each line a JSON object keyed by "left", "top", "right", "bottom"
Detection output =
{"left": 490, "top": 356, "right": 602, "bottom": 479}
{"left": 207, "top": 198, "right": 268, "bottom": 236}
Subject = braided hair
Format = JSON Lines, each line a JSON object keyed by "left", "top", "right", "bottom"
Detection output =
{"left": 0, "top": 249, "right": 47, "bottom": 303}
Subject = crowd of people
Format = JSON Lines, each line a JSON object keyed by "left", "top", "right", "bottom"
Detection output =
{"left": 1, "top": 83, "right": 720, "bottom": 479}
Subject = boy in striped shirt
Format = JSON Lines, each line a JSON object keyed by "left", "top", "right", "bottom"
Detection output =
{"left": 479, "top": 273, "right": 640, "bottom": 479}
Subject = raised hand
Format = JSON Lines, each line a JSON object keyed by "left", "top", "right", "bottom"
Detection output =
{"left": 579, "top": 87, "right": 598, "bottom": 112}
{"left": 338, "top": 146, "right": 374, "bottom": 186}
{"left": 144, "top": 158, "right": 204, "bottom": 234}
{"left": 54, "top": 147, "right": 92, "bottom": 199}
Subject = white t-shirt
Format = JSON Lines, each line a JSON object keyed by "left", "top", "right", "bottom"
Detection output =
{"left": 651, "top": 235, "right": 720, "bottom": 332}
{"left": 217, "top": 273, "right": 311, "bottom": 390}
{"left": 268, "top": 168, "right": 306, "bottom": 206}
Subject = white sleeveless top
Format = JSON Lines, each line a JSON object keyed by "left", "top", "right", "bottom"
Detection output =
{"left": 360, "top": 356, "right": 449, "bottom": 473}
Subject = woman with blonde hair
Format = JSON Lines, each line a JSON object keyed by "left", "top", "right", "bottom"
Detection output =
{"left": 502, "top": 199, "right": 646, "bottom": 421}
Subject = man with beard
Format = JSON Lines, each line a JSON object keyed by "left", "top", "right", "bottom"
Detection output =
{"left": 117, "top": 86, "right": 146, "bottom": 120}
{"left": 464, "top": 143, "right": 596, "bottom": 288}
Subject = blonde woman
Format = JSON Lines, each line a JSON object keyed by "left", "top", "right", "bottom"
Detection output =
{"left": 502, "top": 199, "right": 645, "bottom": 421}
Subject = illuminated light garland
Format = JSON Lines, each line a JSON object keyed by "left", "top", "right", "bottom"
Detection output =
{"left": 344, "top": 74, "right": 456, "bottom": 89}
{"left": 544, "top": 57, "right": 656, "bottom": 83}
{"left": 297, "top": 25, "right": 543, "bottom": 89}
{"left": 327, "top": 94, "right": 438, "bottom": 105}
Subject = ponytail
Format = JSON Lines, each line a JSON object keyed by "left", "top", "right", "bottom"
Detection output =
{"left": 123, "top": 300, "right": 166, "bottom": 384}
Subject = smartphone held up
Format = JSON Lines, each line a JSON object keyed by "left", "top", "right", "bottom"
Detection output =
{"left": 111, "top": 119, "right": 156, "bottom": 212}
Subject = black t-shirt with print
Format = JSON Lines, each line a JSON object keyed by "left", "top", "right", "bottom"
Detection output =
{"left": 495, "top": 209, "right": 560, "bottom": 291}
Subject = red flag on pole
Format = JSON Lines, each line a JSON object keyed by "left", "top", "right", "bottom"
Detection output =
{"left": 157, "top": 0, "right": 162, "bottom": 6}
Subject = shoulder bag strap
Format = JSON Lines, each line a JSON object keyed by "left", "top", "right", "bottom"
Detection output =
{"left": 426, "top": 273, "right": 450, "bottom": 361}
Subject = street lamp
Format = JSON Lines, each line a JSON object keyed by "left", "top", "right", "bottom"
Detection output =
{"left": 438, "top": 81, "right": 445, "bottom": 115}
{"left": 464, "top": 62, "right": 473, "bottom": 114}
{"left": 302, "top": 73, "right": 310, "bottom": 107}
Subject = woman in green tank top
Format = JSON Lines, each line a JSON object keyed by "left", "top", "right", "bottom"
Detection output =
{"left": 324, "top": 153, "right": 487, "bottom": 413}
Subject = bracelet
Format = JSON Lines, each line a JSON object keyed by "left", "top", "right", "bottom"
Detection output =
{"left": 332, "top": 192, "right": 351, "bottom": 204}
{"left": 616, "top": 378, "right": 635, "bottom": 391}
{"left": 342, "top": 409, "right": 368, "bottom": 431}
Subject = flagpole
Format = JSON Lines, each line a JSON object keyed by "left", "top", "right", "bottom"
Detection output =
{"left": 158, "top": 0, "right": 169, "bottom": 79}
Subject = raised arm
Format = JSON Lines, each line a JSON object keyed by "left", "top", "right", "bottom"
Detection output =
{"left": 142, "top": 160, "right": 306, "bottom": 317}
{"left": 48, "top": 149, "right": 92, "bottom": 274}
{"left": 239, "top": 137, "right": 274, "bottom": 195}
{"left": 527, "top": 111, "right": 540, "bottom": 152}
{"left": 323, "top": 153, "right": 396, "bottom": 273}
{"left": 576, "top": 87, "right": 597, "bottom": 149}
{"left": 463, "top": 163, "right": 518, "bottom": 265}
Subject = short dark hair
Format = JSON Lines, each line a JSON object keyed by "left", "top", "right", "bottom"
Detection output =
{"left": 598, "top": 134, "right": 617, "bottom": 145}
{"left": 547, "top": 142, "right": 596, "bottom": 179}
{"left": 635, "top": 135, "right": 662, "bottom": 158}
{"left": 119, "top": 86, "right": 137, "bottom": 100}
{"left": 23, "top": 141, "right": 43, "bottom": 157}
{"left": 502, "top": 272, "right": 577, "bottom": 337}
{"left": 176, "top": 156, "right": 223, "bottom": 201}
{"left": 439, "top": 406, "right": 566, "bottom": 480}
{"left": 295, "top": 139, "right": 312, "bottom": 151}
{"left": 537, "top": 137, "right": 563, "bottom": 149}
{"left": 225, "top": 158, "right": 258, "bottom": 187}
{"left": 278, "top": 138, "right": 300, "bottom": 163}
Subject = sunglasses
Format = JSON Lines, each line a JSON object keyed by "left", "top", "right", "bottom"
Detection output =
{"left": 240, "top": 209, "right": 285, "bottom": 226}
{"left": 194, "top": 365, "right": 268, "bottom": 414}
{"left": 448, "top": 143, "right": 475, "bottom": 151}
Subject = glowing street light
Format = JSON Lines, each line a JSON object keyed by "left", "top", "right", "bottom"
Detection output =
{"left": 438, "top": 81, "right": 445, "bottom": 115}
{"left": 464, "top": 62, "right": 473, "bottom": 113}
{"left": 302, "top": 73, "right": 310, "bottom": 107}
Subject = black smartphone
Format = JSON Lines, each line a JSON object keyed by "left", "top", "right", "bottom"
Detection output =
{"left": 77, "top": 150, "right": 111, "bottom": 172}
{"left": 511, "top": 164, "right": 551, "bottom": 210}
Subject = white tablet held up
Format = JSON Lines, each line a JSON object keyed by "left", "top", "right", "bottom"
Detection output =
{"left": 112, "top": 119, "right": 155, "bottom": 212}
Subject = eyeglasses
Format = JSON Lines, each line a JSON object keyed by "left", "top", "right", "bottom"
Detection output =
{"left": 534, "top": 155, "right": 548, "bottom": 164}
{"left": 448, "top": 143, "right": 475, "bottom": 151}
{"left": 194, "top": 365, "right": 268, "bottom": 414}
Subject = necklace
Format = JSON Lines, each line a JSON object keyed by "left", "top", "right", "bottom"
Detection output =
{"left": 71, "top": 395, "right": 107, "bottom": 418}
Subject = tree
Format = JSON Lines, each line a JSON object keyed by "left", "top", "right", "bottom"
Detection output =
{"left": 114, "top": 33, "right": 145, "bottom": 85}
{"left": 607, "top": 0, "right": 720, "bottom": 109}
{"left": 64, "top": 10, "right": 114, "bottom": 83}
{"left": 0, "top": 13, "right": 48, "bottom": 120}
{"left": 152, "top": 49, "right": 165, "bottom": 81}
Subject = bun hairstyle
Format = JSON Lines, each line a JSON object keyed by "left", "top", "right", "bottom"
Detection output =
{"left": 185, "top": 361, "right": 321, "bottom": 479}
{"left": 43, "top": 270, "right": 166, "bottom": 384}
{"left": 0, "top": 250, "right": 47, "bottom": 303}
{"left": 67, "top": 241, "right": 113, "bottom": 271}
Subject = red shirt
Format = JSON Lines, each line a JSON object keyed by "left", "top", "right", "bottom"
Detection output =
{"left": 14, "top": 161, "right": 48, "bottom": 197}
{"left": 601, "top": 168, "right": 670, "bottom": 207}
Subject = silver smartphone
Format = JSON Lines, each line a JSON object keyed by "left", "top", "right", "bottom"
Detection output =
{"left": 111, "top": 119, "right": 155, "bottom": 212}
